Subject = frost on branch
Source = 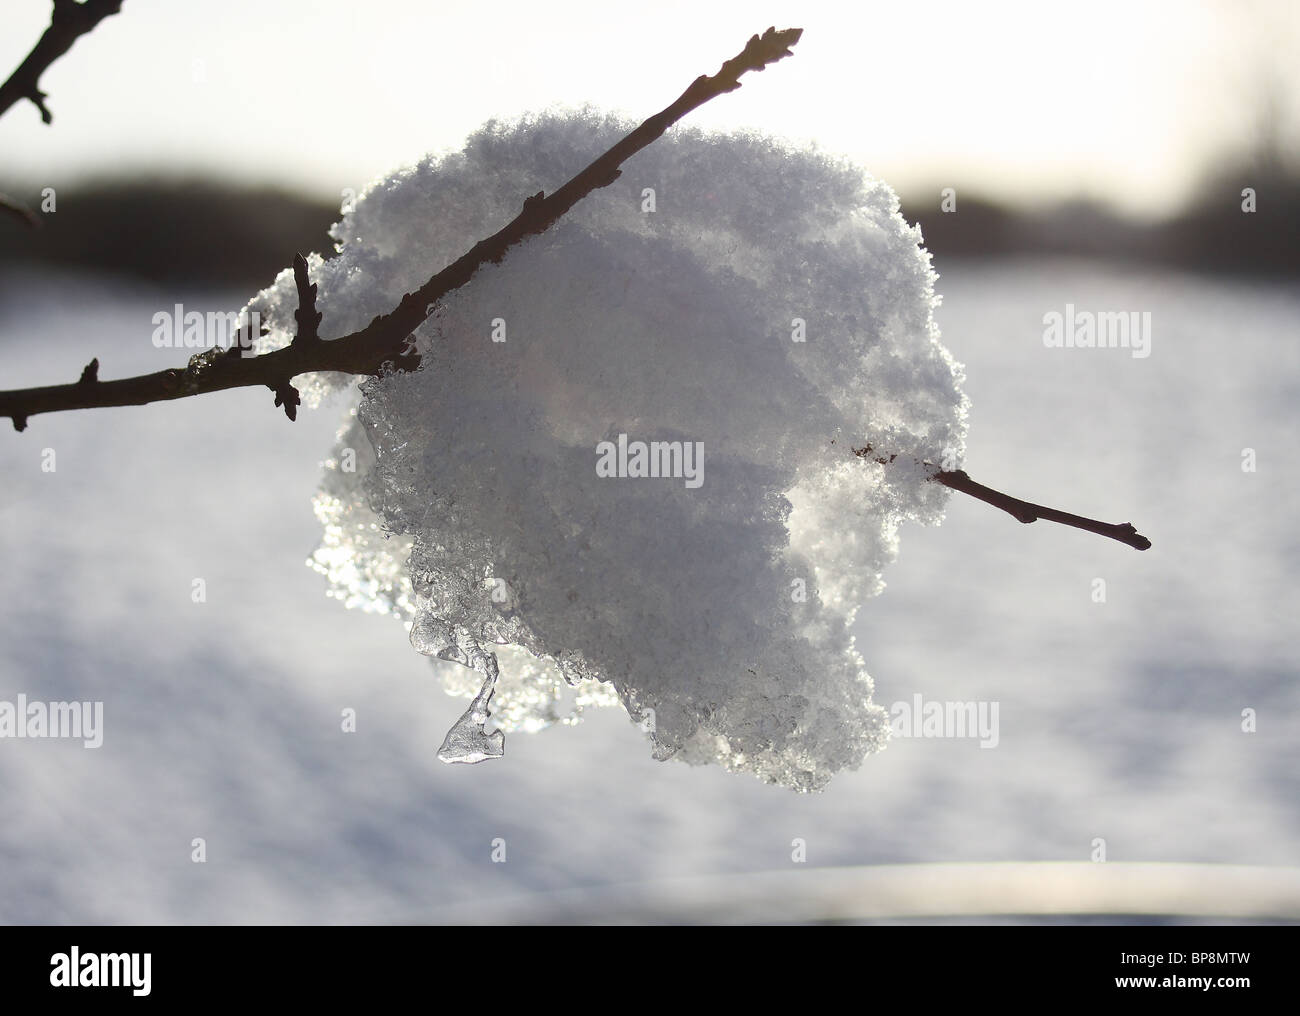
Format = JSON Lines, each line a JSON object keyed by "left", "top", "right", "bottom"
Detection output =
{"left": 252, "top": 109, "right": 968, "bottom": 791}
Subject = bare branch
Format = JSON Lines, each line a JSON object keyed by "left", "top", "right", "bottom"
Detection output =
{"left": 853, "top": 444, "right": 1151, "bottom": 551}
{"left": 0, "top": 20, "right": 1150, "bottom": 553}
{"left": 932, "top": 468, "right": 1152, "bottom": 551}
{"left": 317, "top": 25, "right": 805, "bottom": 375}
{"left": 0, "top": 26, "right": 803, "bottom": 428}
{"left": 0, "top": 0, "right": 124, "bottom": 124}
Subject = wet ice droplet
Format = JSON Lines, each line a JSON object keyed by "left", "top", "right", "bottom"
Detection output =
{"left": 436, "top": 631, "right": 506, "bottom": 765}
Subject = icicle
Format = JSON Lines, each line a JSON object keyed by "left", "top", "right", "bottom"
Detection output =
{"left": 435, "top": 631, "right": 505, "bottom": 765}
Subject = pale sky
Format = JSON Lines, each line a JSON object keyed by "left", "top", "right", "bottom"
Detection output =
{"left": 1, "top": 0, "right": 1296, "bottom": 217}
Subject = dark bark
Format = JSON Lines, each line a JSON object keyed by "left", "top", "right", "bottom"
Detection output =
{"left": 0, "top": 0, "right": 124, "bottom": 124}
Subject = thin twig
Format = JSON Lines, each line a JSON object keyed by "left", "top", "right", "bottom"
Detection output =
{"left": 853, "top": 444, "right": 1151, "bottom": 551}
{"left": 933, "top": 469, "right": 1151, "bottom": 551}
{"left": 290, "top": 252, "right": 322, "bottom": 347}
{"left": 0, "top": 0, "right": 124, "bottom": 124}
{"left": 0, "top": 26, "right": 803, "bottom": 429}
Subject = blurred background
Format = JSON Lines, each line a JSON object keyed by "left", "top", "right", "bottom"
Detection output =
{"left": 0, "top": 0, "right": 1296, "bottom": 923}
{"left": 3, "top": 0, "right": 1298, "bottom": 285}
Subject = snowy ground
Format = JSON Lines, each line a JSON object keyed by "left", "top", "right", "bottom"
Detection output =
{"left": 0, "top": 259, "right": 1295, "bottom": 922}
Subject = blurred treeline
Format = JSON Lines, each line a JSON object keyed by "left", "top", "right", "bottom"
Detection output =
{"left": 900, "top": 160, "right": 1298, "bottom": 279}
{"left": 0, "top": 179, "right": 339, "bottom": 289}
{"left": 0, "top": 161, "right": 1295, "bottom": 289}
